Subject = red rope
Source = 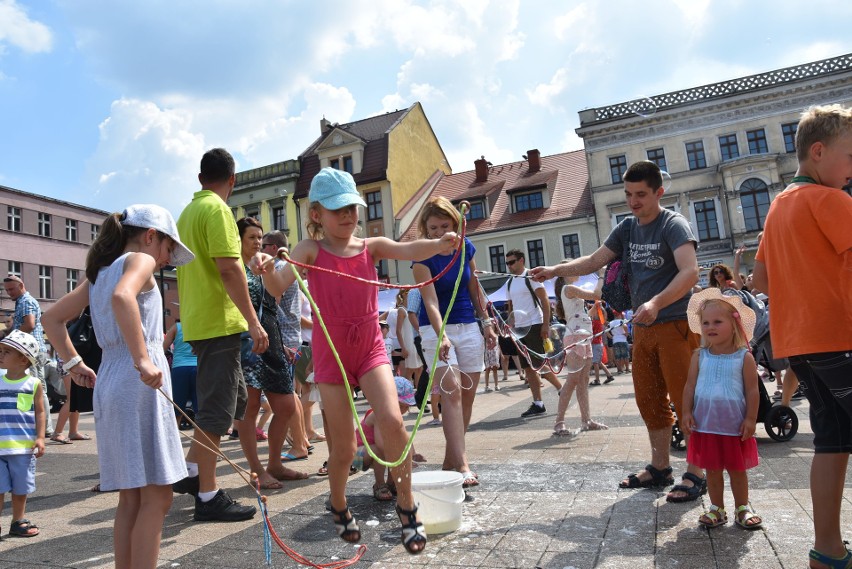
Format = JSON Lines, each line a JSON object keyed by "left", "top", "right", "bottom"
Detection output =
{"left": 263, "top": 511, "right": 367, "bottom": 568}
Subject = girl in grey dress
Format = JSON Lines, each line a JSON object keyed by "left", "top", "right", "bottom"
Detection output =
{"left": 42, "top": 204, "right": 194, "bottom": 569}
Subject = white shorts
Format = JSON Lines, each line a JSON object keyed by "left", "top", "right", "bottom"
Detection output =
{"left": 399, "top": 322, "right": 420, "bottom": 370}
{"left": 421, "top": 322, "right": 484, "bottom": 374}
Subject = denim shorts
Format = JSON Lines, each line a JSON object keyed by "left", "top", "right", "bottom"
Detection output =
{"left": 613, "top": 342, "right": 630, "bottom": 360}
{"left": 789, "top": 351, "right": 852, "bottom": 454}
{"left": 0, "top": 454, "right": 36, "bottom": 495}
{"left": 421, "top": 322, "right": 484, "bottom": 374}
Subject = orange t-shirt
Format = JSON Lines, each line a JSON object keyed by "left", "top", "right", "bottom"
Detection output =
{"left": 755, "top": 183, "right": 852, "bottom": 357}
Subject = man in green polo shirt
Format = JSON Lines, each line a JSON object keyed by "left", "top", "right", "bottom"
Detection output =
{"left": 173, "top": 148, "right": 269, "bottom": 522}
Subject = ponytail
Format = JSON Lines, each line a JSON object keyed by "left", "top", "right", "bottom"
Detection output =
{"left": 85, "top": 212, "right": 146, "bottom": 283}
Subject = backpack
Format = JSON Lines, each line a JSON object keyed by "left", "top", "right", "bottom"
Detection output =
{"left": 506, "top": 271, "right": 542, "bottom": 311}
{"left": 601, "top": 219, "right": 633, "bottom": 312}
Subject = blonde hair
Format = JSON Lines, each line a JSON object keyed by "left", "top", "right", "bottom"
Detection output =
{"left": 697, "top": 299, "right": 748, "bottom": 350}
{"left": 796, "top": 104, "right": 852, "bottom": 162}
{"left": 306, "top": 202, "right": 362, "bottom": 240}
{"left": 417, "top": 196, "right": 458, "bottom": 238}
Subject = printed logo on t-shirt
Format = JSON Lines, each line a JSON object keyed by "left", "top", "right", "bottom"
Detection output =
{"left": 629, "top": 242, "right": 665, "bottom": 270}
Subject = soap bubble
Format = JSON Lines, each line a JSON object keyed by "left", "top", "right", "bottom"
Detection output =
{"left": 548, "top": 323, "right": 566, "bottom": 356}
{"left": 661, "top": 170, "right": 673, "bottom": 192}
{"left": 563, "top": 329, "right": 592, "bottom": 374}
{"left": 508, "top": 309, "right": 531, "bottom": 340}
{"left": 629, "top": 97, "right": 657, "bottom": 118}
{"left": 736, "top": 205, "right": 743, "bottom": 213}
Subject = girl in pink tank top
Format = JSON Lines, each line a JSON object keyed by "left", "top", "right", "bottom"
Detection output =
{"left": 260, "top": 168, "right": 458, "bottom": 555}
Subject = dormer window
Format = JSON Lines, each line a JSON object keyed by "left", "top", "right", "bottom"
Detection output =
{"left": 513, "top": 191, "right": 543, "bottom": 212}
{"left": 331, "top": 155, "right": 353, "bottom": 174}
{"left": 465, "top": 200, "right": 486, "bottom": 220}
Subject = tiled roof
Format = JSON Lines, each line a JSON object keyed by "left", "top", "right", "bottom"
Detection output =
{"left": 295, "top": 107, "right": 412, "bottom": 198}
{"left": 399, "top": 149, "right": 591, "bottom": 241}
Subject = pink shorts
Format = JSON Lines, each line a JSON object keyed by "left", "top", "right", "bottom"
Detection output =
{"left": 312, "top": 317, "right": 390, "bottom": 387}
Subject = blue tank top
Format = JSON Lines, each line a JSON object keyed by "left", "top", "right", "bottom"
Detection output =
{"left": 170, "top": 323, "right": 197, "bottom": 368}
{"left": 692, "top": 348, "right": 748, "bottom": 437}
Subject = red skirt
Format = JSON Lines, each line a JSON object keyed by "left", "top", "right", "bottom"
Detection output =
{"left": 687, "top": 431, "right": 759, "bottom": 471}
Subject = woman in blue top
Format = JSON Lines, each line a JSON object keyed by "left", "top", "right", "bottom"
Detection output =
{"left": 163, "top": 320, "right": 197, "bottom": 429}
{"left": 412, "top": 197, "right": 496, "bottom": 488}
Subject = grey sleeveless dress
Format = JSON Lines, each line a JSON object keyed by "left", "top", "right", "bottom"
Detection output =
{"left": 89, "top": 252, "right": 187, "bottom": 491}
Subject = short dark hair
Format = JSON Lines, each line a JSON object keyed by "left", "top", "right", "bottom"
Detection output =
{"left": 236, "top": 217, "right": 263, "bottom": 238}
{"left": 262, "top": 230, "right": 288, "bottom": 248}
{"left": 199, "top": 148, "right": 235, "bottom": 185}
{"left": 622, "top": 160, "right": 663, "bottom": 190}
{"left": 505, "top": 249, "right": 524, "bottom": 261}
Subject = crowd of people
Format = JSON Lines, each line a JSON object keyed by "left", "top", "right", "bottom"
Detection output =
{"left": 1, "top": 103, "right": 850, "bottom": 569}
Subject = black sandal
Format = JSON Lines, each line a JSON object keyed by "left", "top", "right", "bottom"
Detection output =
{"left": 328, "top": 504, "right": 360, "bottom": 543}
{"left": 396, "top": 504, "right": 427, "bottom": 554}
{"left": 619, "top": 464, "right": 674, "bottom": 489}
{"left": 9, "top": 519, "right": 39, "bottom": 538}
{"left": 666, "top": 472, "right": 707, "bottom": 503}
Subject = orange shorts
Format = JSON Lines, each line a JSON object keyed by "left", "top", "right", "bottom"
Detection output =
{"left": 631, "top": 320, "right": 699, "bottom": 431}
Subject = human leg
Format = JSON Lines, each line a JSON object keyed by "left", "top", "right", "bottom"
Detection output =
{"left": 266, "top": 392, "right": 307, "bottom": 481}
{"left": 781, "top": 366, "right": 800, "bottom": 407}
{"left": 697, "top": 469, "right": 727, "bottom": 527}
{"left": 317, "top": 384, "right": 356, "bottom": 511}
{"left": 460, "top": 371, "right": 480, "bottom": 431}
{"left": 114, "top": 488, "right": 142, "bottom": 568}
{"left": 129, "top": 484, "right": 173, "bottom": 568}
{"left": 236, "top": 388, "right": 279, "bottom": 488}
{"left": 51, "top": 375, "right": 72, "bottom": 440}
{"left": 434, "top": 366, "right": 468, "bottom": 472}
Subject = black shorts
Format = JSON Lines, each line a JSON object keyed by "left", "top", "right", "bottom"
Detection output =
{"left": 190, "top": 333, "right": 248, "bottom": 436}
{"left": 789, "top": 351, "right": 852, "bottom": 454}
{"left": 498, "top": 335, "right": 517, "bottom": 356}
{"left": 519, "top": 324, "right": 546, "bottom": 368}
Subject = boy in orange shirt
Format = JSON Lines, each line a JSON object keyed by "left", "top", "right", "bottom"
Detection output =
{"left": 753, "top": 104, "right": 852, "bottom": 569}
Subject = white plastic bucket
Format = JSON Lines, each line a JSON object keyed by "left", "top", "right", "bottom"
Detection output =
{"left": 411, "top": 470, "right": 465, "bottom": 534}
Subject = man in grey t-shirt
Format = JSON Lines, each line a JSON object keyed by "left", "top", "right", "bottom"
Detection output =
{"left": 532, "top": 161, "right": 703, "bottom": 502}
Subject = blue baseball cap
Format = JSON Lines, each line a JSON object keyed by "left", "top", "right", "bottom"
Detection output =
{"left": 309, "top": 167, "right": 366, "bottom": 210}
{"left": 394, "top": 376, "right": 416, "bottom": 406}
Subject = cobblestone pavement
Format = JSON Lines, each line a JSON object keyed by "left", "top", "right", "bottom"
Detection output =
{"left": 2, "top": 370, "right": 848, "bottom": 568}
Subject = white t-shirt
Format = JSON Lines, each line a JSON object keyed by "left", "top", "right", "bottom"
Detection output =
{"left": 610, "top": 319, "right": 629, "bottom": 344}
{"left": 386, "top": 307, "right": 401, "bottom": 350}
{"left": 299, "top": 291, "right": 312, "bottom": 344}
{"left": 507, "top": 271, "right": 545, "bottom": 327}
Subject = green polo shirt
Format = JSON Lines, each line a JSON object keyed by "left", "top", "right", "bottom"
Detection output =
{"left": 176, "top": 190, "right": 247, "bottom": 341}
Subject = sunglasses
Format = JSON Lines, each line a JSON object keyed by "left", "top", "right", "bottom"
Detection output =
{"left": 261, "top": 243, "right": 275, "bottom": 248}
{"left": 506, "top": 259, "right": 518, "bottom": 266}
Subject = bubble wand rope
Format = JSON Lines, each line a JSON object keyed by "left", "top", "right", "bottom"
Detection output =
{"left": 281, "top": 203, "right": 470, "bottom": 468}
{"left": 157, "top": 387, "right": 366, "bottom": 568}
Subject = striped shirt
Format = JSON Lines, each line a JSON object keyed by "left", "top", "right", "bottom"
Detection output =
{"left": 0, "top": 374, "right": 39, "bottom": 455}
{"left": 13, "top": 292, "right": 46, "bottom": 352}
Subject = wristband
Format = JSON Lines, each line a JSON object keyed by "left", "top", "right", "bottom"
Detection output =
{"left": 62, "top": 355, "right": 83, "bottom": 374}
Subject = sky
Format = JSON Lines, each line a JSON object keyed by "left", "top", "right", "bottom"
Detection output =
{"left": 1, "top": 0, "right": 851, "bottom": 217}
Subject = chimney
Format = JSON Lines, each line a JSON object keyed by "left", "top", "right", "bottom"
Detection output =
{"left": 474, "top": 156, "right": 488, "bottom": 183}
{"left": 527, "top": 149, "right": 541, "bottom": 172}
{"left": 320, "top": 117, "right": 332, "bottom": 133}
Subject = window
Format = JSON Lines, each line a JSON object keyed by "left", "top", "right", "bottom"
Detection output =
{"left": 615, "top": 213, "right": 631, "bottom": 225}
{"left": 366, "top": 191, "right": 382, "bottom": 221}
{"left": 562, "top": 234, "right": 581, "bottom": 259}
{"left": 465, "top": 201, "right": 485, "bottom": 220}
{"left": 609, "top": 155, "right": 627, "bottom": 184}
{"left": 66, "top": 269, "right": 78, "bottom": 294}
{"left": 782, "top": 123, "right": 797, "bottom": 154}
{"left": 272, "top": 207, "right": 286, "bottom": 231}
{"left": 646, "top": 148, "right": 667, "bottom": 172}
{"left": 489, "top": 245, "right": 506, "bottom": 274}
{"left": 739, "top": 178, "right": 771, "bottom": 232}
{"left": 245, "top": 207, "right": 259, "bottom": 220}
{"left": 39, "top": 265, "right": 52, "bottom": 299}
{"left": 91, "top": 223, "right": 99, "bottom": 242}
{"left": 164, "top": 308, "right": 172, "bottom": 316}
{"left": 38, "top": 213, "right": 51, "bottom": 237}
{"left": 718, "top": 134, "right": 739, "bottom": 161}
{"left": 693, "top": 200, "right": 720, "bottom": 241}
{"left": 514, "top": 191, "right": 543, "bottom": 212}
{"left": 527, "top": 239, "right": 545, "bottom": 269}
{"left": 747, "top": 128, "right": 768, "bottom": 154}
{"left": 685, "top": 141, "right": 706, "bottom": 170}
{"left": 331, "top": 156, "right": 353, "bottom": 174}
{"left": 65, "top": 219, "right": 78, "bottom": 242}
{"left": 7, "top": 261, "right": 21, "bottom": 278}
{"left": 7, "top": 206, "right": 21, "bottom": 232}
{"left": 375, "top": 259, "right": 388, "bottom": 280}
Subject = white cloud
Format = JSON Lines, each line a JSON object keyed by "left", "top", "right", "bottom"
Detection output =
{"left": 527, "top": 68, "right": 569, "bottom": 110}
{"left": 0, "top": 0, "right": 53, "bottom": 53}
{"left": 554, "top": 3, "right": 589, "bottom": 41}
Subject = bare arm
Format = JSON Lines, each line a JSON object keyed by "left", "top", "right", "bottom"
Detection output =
{"left": 216, "top": 256, "right": 268, "bottom": 354}
{"left": 41, "top": 281, "right": 96, "bottom": 387}
{"left": 395, "top": 307, "right": 408, "bottom": 358}
{"left": 163, "top": 324, "right": 177, "bottom": 351}
{"left": 369, "top": 234, "right": 459, "bottom": 263}
{"left": 633, "top": 243, "right": 698, "bottom": 326}
{"left": 740, "top": 351, "right": 759, "bottom": 441}
{"left": 18, "top": 314, "right": 36, "bottom": 334}
{"left": 112, "top": 253, "right": 163, "bottom": 389}
{"left": 530, "top": 245, "right": 617, "bottom": 282}
{"left": 751, "top": 260, "right": 768, "bottom": 295}
{"left": 679, "top": 351, "right": 700, "bottom": 436}
{"left": 534, "top": 286, "right": 552, "bottom": 339}
{"left": 32, "top": 381, "right": 45, "bottom": 457}
{"left": 467, "top": 259, "right": 497, "bottom": 348}
{"left": 413, "top": 263, "right": 452, "bottom": 361}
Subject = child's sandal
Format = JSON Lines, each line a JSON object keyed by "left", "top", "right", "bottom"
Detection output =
{"left": 734, "top": 505, "right": 762, "bottom": 530}
{"left": 9, "top": 519, "right": 39, "bottom": 538}
{"left": 698, "top": 505, "right": 727, "bottom": 528}
{"left": 396, "top": 504, "right": 427, "bottom": 554}
{"left": 809, "top": 545, "right": 852, "bottom": 568}
{"left": 329, "top": 505, "right": 361, "bottom": 543}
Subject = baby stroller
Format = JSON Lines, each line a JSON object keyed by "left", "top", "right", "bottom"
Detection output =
{"left": 671, "top": 289, "right": 798, "bottom": 448}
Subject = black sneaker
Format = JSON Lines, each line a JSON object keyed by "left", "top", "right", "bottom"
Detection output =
{"left": 791, "top": 388, "right": 805, "bottom": 400}
{"left": 172, "top": 475, "right": 200, "bottom": 497}
{"left": 229, "top": 429, "right": 240, "bottom": 440}
{"left": 521, "top": 403, "right": 546, "bottom": 417}
{"left": 194, "top": 489, "right": 256, "bottom": 522}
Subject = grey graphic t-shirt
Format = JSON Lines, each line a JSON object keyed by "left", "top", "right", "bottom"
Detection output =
{"left": 604, "top": 209, "right": 696, "bottom": 324}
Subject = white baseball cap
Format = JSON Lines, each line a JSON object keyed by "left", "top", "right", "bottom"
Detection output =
{"left": 121, "top": 204, "right": 195, "bottom": 266}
